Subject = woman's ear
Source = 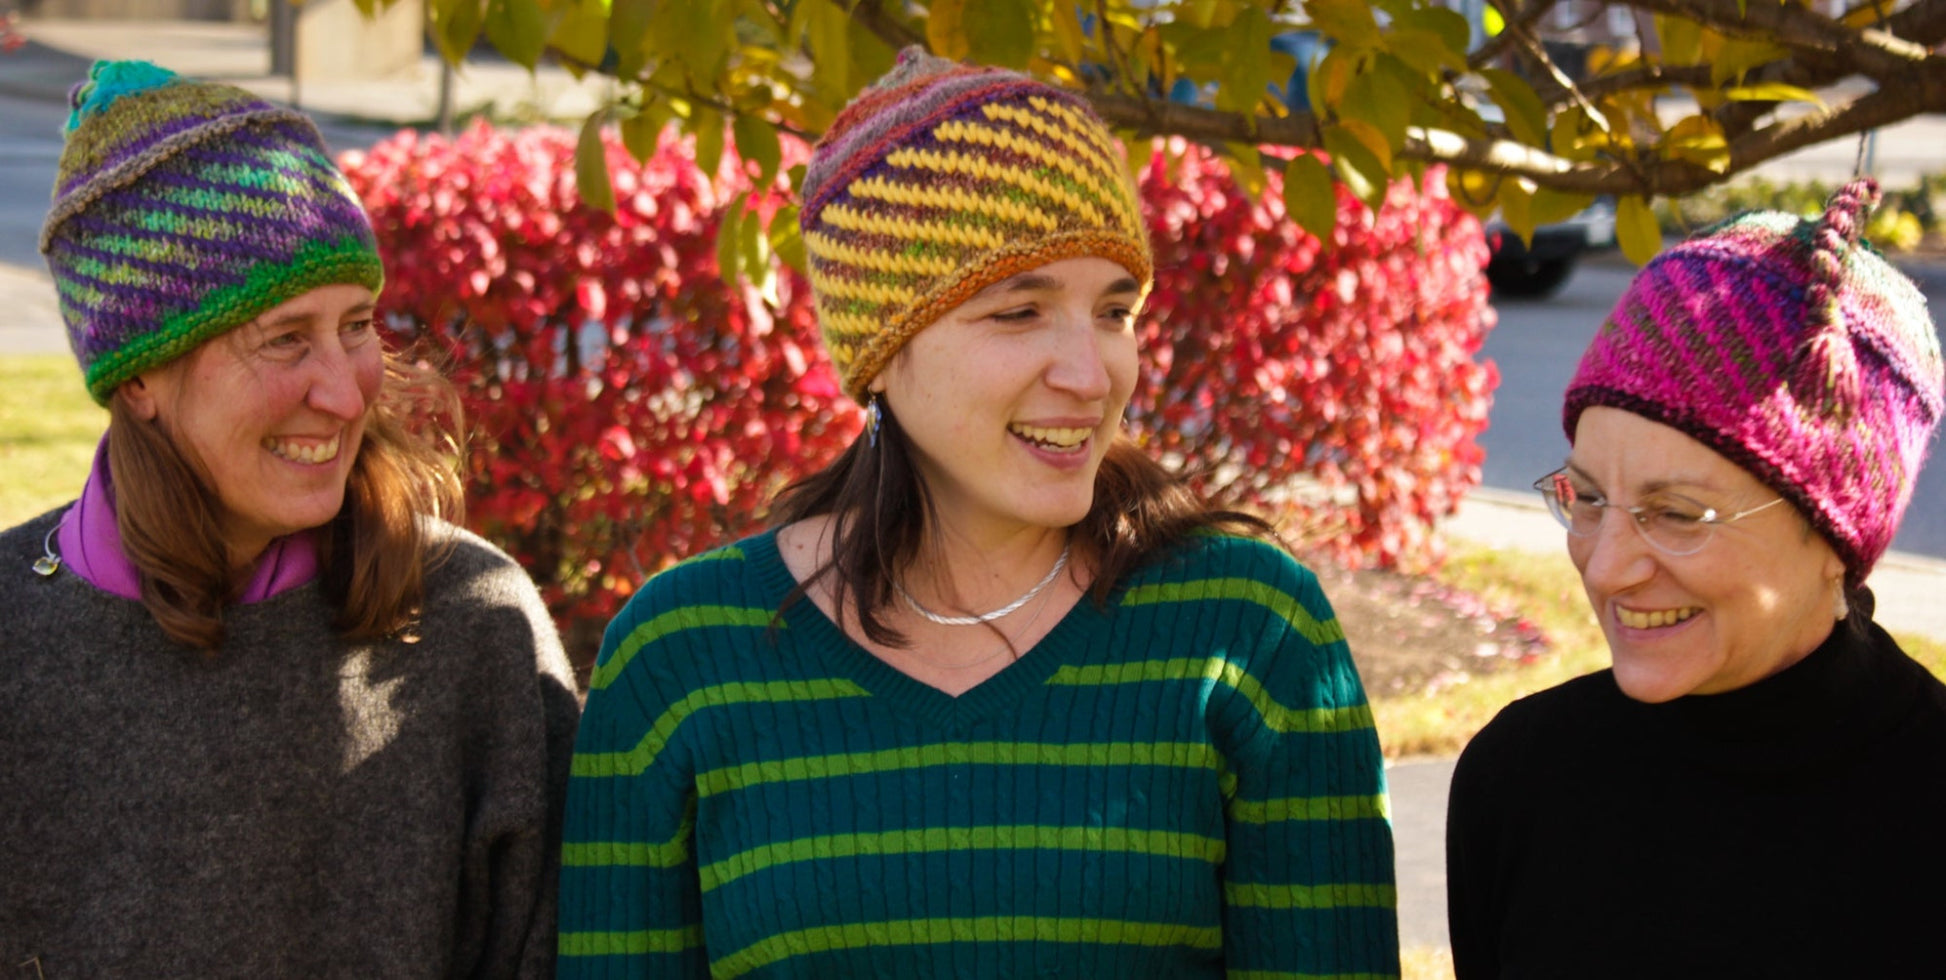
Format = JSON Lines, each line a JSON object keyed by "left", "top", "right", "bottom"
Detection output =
{"left": 119, "top": 374, "right": 161, "bottom": 421}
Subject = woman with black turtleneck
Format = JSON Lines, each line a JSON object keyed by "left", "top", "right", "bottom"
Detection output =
{"left": 1446, "top": 180, "right": 1946, "bottom": 979}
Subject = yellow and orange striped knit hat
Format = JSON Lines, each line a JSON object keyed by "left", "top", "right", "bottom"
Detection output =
{"left": 800, "top": 48, "right": 1152, "bottom": 402}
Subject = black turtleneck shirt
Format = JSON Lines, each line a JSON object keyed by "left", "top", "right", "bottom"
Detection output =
{"left": 1446, "top": 611, "right": 1946, "bottom": 979}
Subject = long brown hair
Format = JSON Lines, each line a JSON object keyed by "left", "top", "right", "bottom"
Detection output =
{"left": 769, "top": 401, "right": 1273, "bottom": 647}
{"left": 107, "top": 349, "right": 466, "bottom": 650}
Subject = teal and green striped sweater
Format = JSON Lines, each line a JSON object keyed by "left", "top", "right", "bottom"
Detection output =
{"left": 559, "top": 530, "right": 1399, "bottom": 978}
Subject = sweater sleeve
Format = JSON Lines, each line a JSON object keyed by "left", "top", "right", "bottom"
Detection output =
{"left": 1207, "top": 544, "right": 1400, "bottom": 979}
{"left": 445, "top": 539, "right": 582, "bottom": 980}
{"left": 558, "top": 576, "right": 709, "bottom": 979}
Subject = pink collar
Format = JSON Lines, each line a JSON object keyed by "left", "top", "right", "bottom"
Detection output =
{"left": 55, "top": 435, "right": 321, "bottom": 602}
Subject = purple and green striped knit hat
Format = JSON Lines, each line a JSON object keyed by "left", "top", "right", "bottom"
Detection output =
{"left": 1565, "top": 178, "right": 1944, "bottom": 583}
{"left": 39, "top": 60, "right": 384, "bottom": 405}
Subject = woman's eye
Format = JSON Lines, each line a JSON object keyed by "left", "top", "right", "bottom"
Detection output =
{"left": 990, "top": 306, "right": 1039, "bottom": 323}
{"left": 343, "top": 318, "right": 377, "bottom": 345}
{"left": 1646, "top": 500, "right": 1707, "bottom": 525}
{"left": 1100, "top": 306, "right": 1135, "bottom": 324}
{"left": 264, "top": 331, "right": 304, "bottom": 350}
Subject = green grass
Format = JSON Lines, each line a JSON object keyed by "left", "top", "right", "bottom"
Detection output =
{"left": 1373, "top": 543, "right": 1611, "bottom": 758}
{"left": 0, "top": 355, "right": 105, "bottom": 528}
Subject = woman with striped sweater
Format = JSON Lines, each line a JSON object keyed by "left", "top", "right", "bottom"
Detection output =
{"left": 559, "top": 47, "right": 1399, "bottom": 979}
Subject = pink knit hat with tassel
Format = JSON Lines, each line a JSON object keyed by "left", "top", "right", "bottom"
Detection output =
{"left": 1565, "top": 178, "right": 1944, "bottom": 583}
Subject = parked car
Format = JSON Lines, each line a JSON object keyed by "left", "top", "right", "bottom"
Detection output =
{"left": 1485, "top": 196, "right": 1618, "bottom": 299}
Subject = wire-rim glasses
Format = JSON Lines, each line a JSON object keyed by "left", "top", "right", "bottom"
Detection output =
{"left": 1532, "top": 467, "right": 1787, "bottom": 557}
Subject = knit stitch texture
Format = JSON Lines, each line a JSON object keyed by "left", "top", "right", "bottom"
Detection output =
{"left": 558, "top": 530, "right": 1399, "bottom": 978}
{"left": 40, "top": 60, "right": 384, "bottom": 404}
{"left": 798, "top": 48, "right": 1153, "bottom": 402}
{"left": 1564, "top": 179, "right": 1944, "bottom": 582}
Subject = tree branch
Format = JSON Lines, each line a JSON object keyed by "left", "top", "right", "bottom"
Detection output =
{"left": 1468, "top": 0, "right": 1561, "bottom": 70}
{"left": 848, "top": 0, "right": 925, "bottom": 53}
{"left": 1630, "top": 0, "right": 1928, "bottom": 78}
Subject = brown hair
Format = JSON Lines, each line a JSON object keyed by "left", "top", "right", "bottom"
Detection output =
{"left": 769, "top": 402, "right": 1274, "bottom": 648}
{"left": 107, "top": 349, "right": 466, "bottom": 650}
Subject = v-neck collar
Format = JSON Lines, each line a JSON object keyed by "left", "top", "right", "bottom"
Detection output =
{"left": 744, "top": 528, "right": 1102, "bottom": 730}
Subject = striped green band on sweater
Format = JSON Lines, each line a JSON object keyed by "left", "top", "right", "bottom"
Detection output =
{"left": 559, "top": 529, "right": 1399, "bottom": 978}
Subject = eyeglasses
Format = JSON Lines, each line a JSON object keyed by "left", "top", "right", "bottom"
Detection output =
{"left": 1532, "top": 467, "right": 1787, "bottom": 557}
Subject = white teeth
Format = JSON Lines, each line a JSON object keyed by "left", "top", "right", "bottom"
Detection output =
{"left": 264, "top": 434, "right": 340, "bottom": 464}
{"left": 1618, "top": 606, "right": 1700, "bottom": 629}
{"left": 1010, "top": 425, "right": 1091, "bottom": 449}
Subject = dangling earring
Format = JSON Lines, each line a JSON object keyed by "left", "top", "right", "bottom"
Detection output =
{"left": 1833, "top": 579, "right": 1850, "bottom": 621}
{"left": 866, "top": 395, "right": 882, "bottom": 449}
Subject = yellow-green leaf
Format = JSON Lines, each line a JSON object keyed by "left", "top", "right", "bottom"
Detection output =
{"left": 1481, "top": 68, "right": 1548, "bottom": 147}
{"left": 575, "top": 110, "right": 615, "bottom": 213}
{"left": 1177, "top": 0, "right": 1219, "bottom": 31}
{"left": 1335, "top": 117, "right": 1394, "bottom": 173}
{"left": 1341, "top": 54, "right": 1412, "bottom": 153}
{"left": 1654, "top": 13, "right": 1702, "bottom": 65}
{"left": 803, "top": 0, "right": 851, "bottom": 100}
{"left": 1124, "top": 130, "right": 1157, "bottom": 181}
{"left": 1499, "top": 178, "right": 1536, "bottom": 248}
{"left": 1616, "top": 194, "right": 1661, "bottom": 266}
{"left": 966, "top": 0, "right": 1036, "bottom": 69}
{"left": 1724, "top": 83, "right": 1825, "bottom": 107}
{"left": 607, "top": 0, "right": 656, "bottom": 79}
{"left": 1306, "top": 0, "right": 1381, "bottom": 50}
{"left": 1215, "top": 6, "right": 1272, "bottom": 117}
{"left": 621, "top": 102, "right": 668, "bottom": 162}
{"left": 1226, "top": 142, "right": 1266, "bottom": 198}
{"left": 1307, "top": 45, "right": 1357, "bottom": 111}
{"left": 1052, "top": 0, "right": 1087, "bottom": 66}
{"left": 545, "top": 0, "right": 608, "bottom": 68}
{"left": 1283, "top": 153, "right": 1339, "bottom": 247}
{"left": 928, "top": 0, "right": 970, "bottom": 62}
{"left": 1393, "top": 4, "right": 1470, "bottom": 67}
{"left": 1711, "top": 39, "right": 1789, "bottom": 86}
{"left": 1530, "top": 187, "right": 1594, "bottom": 227}
{"left": 1386, "top": 28, "right": 1465, "bottom": 75}
{"left": 484, "top": 0, "right": 546, "bottom": 70}
{"left": 1664, "top": 114, "right": 1732, "bottom": 174}
{"left": 1482, "top": 4, "right": 1504, "bottom": 37}
{"left": 769, "top": 205, "right": 806, "bottom": 274}
{"left": 693, "top": 107, "right": 725, "bottom": 178}
{"left": 732, "top": 114, "right": 781, "bottom": 187}
{"left": 1322, "top": 125, "right": 1386, "bottom": 206}
{"left": 430, "top": 0, "right": 485, "bottom": 64}
{"left": 716, "top": 199, "right": 744, "bottom": 280}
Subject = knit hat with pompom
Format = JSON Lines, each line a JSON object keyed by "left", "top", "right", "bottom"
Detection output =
{"left": 1565, "top": 178, "right": 1944, "bottom": 584}
{"left": 40, "top": 60, "right": 383, "bottom": 405}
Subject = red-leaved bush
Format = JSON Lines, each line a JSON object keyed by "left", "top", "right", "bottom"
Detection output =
{"left": 341, "top": 121, "right": 858, "bottom": 652}
{"left": 341, "top": 125, "right": 1495, "bottom": 656}
{"left": 1133, "top": 140, "right": 1497, "bottom": 572}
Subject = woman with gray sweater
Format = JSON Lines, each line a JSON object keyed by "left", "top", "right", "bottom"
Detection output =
{"left": 0, "top": 60, "right": 578, "bottom": 977}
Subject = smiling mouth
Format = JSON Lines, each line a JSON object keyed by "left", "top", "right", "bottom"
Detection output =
{"left": 1617, "top": 606, "right": 1700, "bottom": 629}
{"left": 1009, "top": 424, "right": 1091, "bottom": 452}
{"left": 264, "top": 434, "right": 341, "bottom": 464}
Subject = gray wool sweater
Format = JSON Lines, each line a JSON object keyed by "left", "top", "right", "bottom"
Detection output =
{"left": 0, "top": 507, "right": 580, "bottom": 979}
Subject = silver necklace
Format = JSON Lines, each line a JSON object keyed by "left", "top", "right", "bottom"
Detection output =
{"left": 896, "top": 544, "right": 1069, "bottom": 627}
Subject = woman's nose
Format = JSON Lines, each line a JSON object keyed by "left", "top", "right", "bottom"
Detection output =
{"left": 1044, "top": 313, "right": 1111, "bottom": 400}
{"left": 1574, "top": 507, "right": 1657, "bottom": 593}
{"left": 306, "top": 342, "right": 371, "bottom": 419}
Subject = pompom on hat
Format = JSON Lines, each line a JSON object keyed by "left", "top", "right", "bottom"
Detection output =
{"left": 799, "top": 47, "right": 1153, "bottom": 403}
{"left": 40, "top": 60, "right": 384, "bottom": 405}
{"left": 1564, "top": 178, "right": 1944, "bottom": 584}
